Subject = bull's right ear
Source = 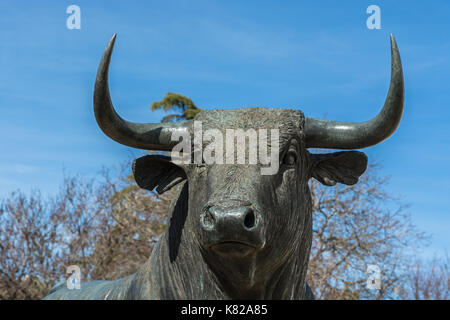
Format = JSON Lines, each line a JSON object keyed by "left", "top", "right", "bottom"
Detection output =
{"left": 132, "top": 155, "right": 187, "bottom": 194}
{"left": 310, "top": 151, "right": 368, "bottom": 186}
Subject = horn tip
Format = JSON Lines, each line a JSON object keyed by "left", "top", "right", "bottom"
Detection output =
{"left": 108, "top": 33, "right": 117, "bottom": 47}
{"left": 389, "top": 34, "right": 398, "bottom": 48}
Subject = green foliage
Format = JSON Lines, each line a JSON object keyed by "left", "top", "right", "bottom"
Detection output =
{"left": 151, "top": 92, "right": 201, "bottom": 122}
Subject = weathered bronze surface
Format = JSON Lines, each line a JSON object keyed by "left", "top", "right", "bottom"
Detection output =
{"left": 44, "top": 34, "right": 404, "bottom": 300}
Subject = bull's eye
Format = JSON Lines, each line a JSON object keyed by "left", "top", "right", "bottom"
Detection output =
{"left": 282, "top": 149, "right": 297, "bottom": 166}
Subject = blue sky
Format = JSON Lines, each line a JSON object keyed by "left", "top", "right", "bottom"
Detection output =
{"left": 0, "top": 0, "right": 449, "bottom": 258}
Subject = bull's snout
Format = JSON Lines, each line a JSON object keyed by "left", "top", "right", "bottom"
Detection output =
{"left": 201, "top": 206, "right": 257, "bottom": 231}
{"left": 200, "top": 203, "right": 265, "bottom": 256}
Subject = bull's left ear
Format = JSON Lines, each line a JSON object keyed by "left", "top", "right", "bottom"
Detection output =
{"left": 310, "top": 151, "right": 368, "bottom": 186}
{"left": 132, "top": 155, "right": 187, "bottom": 194}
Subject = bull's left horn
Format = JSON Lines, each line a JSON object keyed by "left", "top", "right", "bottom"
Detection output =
{"left": 304, "top": 34, "right": 404, "bottom": 149}
{"left": 94, "top": 34, "right": 192, "bottom": 151}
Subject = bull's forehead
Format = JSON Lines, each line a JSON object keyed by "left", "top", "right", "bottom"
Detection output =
{"left": 193, "top": 108, "right": 305, "bottom": 139}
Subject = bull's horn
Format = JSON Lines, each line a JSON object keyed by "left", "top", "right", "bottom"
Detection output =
{"left": 305, "top": 34, "right": 404, "bottom": 149}
{"left": 94, "top": 34, "right": 191, "bottom": 151}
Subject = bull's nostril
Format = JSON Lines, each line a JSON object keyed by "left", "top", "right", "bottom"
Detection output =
{"left": 201, "top": 209, "right": 216, "bottom": 230}
{"left": 243, "top": 209, "right": 255, "bottom": 229}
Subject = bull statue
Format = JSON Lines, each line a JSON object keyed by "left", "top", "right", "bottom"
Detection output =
{"left": 45, "top": 33, "right": 404, "bottom": 300}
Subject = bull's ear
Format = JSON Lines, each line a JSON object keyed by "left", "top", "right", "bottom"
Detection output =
{"left": 132, "top": 155, "right": 187, "bottom": 194}
{"left": 310, "top": 151, "right": 367, "bottom": 186}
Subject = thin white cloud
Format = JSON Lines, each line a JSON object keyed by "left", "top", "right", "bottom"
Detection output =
{"left": 2, "top": 164, "right": 39, "bottom": 174}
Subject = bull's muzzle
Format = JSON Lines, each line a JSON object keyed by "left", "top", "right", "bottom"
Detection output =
{"left": 200, "top": 204, "right": 265, "bottom": 257}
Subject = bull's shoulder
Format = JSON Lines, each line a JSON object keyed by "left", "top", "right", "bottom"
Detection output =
{"left": 304, "top": 282, "right": 315, "bottom": 300}
{"left": 43, "top": 275, "right": 134, "bottom": 300}
{"left": 47, "top": 280, "right": 66, "bottom": 295}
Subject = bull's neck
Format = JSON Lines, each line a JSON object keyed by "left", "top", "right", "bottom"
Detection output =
{"left": 137, "top": 228, "right": 306, "bottom": 299}
{"left": 130, "top": 184, "right": 308, "bottom": 299}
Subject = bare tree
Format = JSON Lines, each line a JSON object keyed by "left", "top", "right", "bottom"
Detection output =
{"left": 399, "top": 254, "right": 449, "bottom": 300}
{"left": 0, "top": 190, "right": 63, "bottom": 299}
{"left": 306, "top": 162, "right": 429, "bottom": 299}
{"left": 80, "top": 164, "right": 172, "bottom": 280}
{"left": 0, "top": 160, "right": 171, "bottom": 299}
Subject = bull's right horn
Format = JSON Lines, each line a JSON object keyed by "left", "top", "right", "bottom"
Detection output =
{"left": 94, "top": 34, "right": 192, "bottom": 151}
